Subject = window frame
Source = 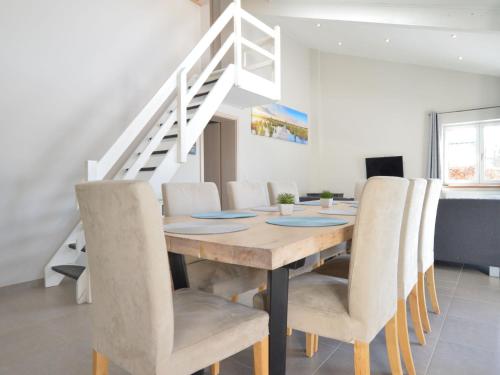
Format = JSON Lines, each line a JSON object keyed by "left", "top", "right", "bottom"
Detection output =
{"left": 442, "top": 120, "right": 500, "bottom": 186}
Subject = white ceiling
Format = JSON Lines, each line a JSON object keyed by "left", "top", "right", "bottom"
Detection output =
{"left": 243, "top": 0, "right": 500, "bottom": 77}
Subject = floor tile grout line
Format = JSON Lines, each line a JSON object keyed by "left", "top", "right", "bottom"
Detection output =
{"left": 423, "top": 263, "right": 463, "bottom": 375}
{"left": 311, "top": 342, "right": 342, "bottom": 375}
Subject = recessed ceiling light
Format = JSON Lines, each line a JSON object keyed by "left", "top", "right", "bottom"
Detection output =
{"left": 385, "top": 38, "right": 391, "bottom": 43}
{"left": 337, "top": 41, "right": 343, "bottom": 46}
{"left": 458, "top": 56, "right": 463, "bottom": 61}
{"left": 451, "top": 34, "right": 457, "bottom": 39}
{"left": 316, "top": 23, "right": 321, "bottom": 28}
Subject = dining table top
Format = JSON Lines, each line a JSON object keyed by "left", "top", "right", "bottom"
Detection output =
{"left": 163, "top": 203, "right": 356, "bottom": 270}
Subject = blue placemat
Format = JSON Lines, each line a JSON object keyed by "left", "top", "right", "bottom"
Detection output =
{"left": 296, "top": 200, "right": 320, "bottom": 206}
{"left": 266, "top": 216, "right": 348, "bottom": 227}
{"left": 191, "top": 211, "right": 257, "bottom": 219}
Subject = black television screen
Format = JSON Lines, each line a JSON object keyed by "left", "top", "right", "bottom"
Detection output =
{"left": 365, "top": 156, "right": 404, "bottom": 178}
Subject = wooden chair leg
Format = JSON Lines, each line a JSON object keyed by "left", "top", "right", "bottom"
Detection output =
{"left": 211, "top": 362, "right": 220, "bottom": 375}
{"left": 92, "top": 350, "right": 108, "bottom": 375}
{"left": 305, "top": 333, "right": 315, "bottom": 358}
{"left": 253, "top": 336, "right": 269, "bottom": 375}
{"left": 385, "top": 314, "right": 403, "bottom": 375}
{"left": 354, "top": 341, "right": 370, "bottom": 375}
{"left": 417, "top": 272, "right": 431, "bottom": 333}
{"left": 408, "top": 285, "right": 426, "bottom": 345}
{"left": 397, "top": 299, "right": 416, "bottom": 375}
{"left": 426, "top": 265, "right": 441, "bottom": 315}
{"left": 287, "top": 327, "right": 292, "bottom": 336}
{"left": 314, "top": 334, "right": 319, "bottom": 353}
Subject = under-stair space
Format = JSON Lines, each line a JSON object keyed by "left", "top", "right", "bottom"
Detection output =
{"left": 44, "top": 0, "right": 281, "bottom": 304}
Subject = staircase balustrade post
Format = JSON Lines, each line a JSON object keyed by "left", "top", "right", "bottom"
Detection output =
{"left": 177, "top": 68, "right": 188, "bottom": 163}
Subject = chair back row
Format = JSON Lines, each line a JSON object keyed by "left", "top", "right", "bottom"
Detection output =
{"left": 162, "top": 181, "right": 300, "bottom": 214}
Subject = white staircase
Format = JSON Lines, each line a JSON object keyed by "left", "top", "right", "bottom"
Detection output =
{"left": 44, "top": 0, "right": 281, "bottom": 303}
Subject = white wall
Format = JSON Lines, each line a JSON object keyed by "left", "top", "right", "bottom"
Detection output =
{"left": 0, "top": 0, "right": 205, "bottom": 287}
{"left": 312, "top": 52, "right": 500, "bottom": 196}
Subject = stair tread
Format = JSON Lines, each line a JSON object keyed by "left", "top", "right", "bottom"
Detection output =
{"left": 152, "top": 149, "right": 169, "bottom": 155}
{"left": 139, "top": 167, "right": 156, "bottom": 172}
{"left": 163, "top": 134, "right": 178, "bottom": 140}
{"left": 51, "top": 265, "right": 85, "bottom": 280}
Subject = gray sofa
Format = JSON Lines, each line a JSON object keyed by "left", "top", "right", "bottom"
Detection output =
{"left": 434, "top": 198, "right": 500, "bottom": 268}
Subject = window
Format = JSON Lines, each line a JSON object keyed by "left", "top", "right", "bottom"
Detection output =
{"left": 443, "top": 121, "right": 500, "bottom": 185}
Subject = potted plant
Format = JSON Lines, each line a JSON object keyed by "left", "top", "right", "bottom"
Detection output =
{"left": 320, "top": 190, "right": 334, "bottom": 208}
{"left": 277, "top": 193, "right": 295, "bottom": 216}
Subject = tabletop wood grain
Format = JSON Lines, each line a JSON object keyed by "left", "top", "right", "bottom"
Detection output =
{"left": 164, "top": 204, "right": 355, "bottom": 270}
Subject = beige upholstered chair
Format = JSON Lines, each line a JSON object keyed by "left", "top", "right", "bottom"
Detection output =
{"left": 76, "top": 180, "right": 269, "bottom": 375}
{"left": 267, "top": 181, "right": 300, "bottom": 204}
{"left": 394, "top": 179, "right": 428, "bottom": 375}
{"left": 258, "top": 177, "right": 409, "bottom": 374}
{"left": 417, "top": 178, "right": 443, "bottom": 333}
{"left": 354, "top": 179, "right": 366, "bottom": 201}
{"left": 162, "top": 182, "right": 267, "bottom": 302}
{"left": 227, "top": 180, "right": 270, "bottom": 209}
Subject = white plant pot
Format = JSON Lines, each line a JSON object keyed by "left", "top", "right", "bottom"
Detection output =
{"left": 320, "top": 198, "right": 333, "bottom": 208}
{"left": 279, "top": 204, "right": 294, "bottom": 216}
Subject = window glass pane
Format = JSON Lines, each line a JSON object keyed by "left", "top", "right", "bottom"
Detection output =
{"left": 483, "top": 124, "right": 500, "bottom": 181}
{"left": 444, "top": 125, "right": 478, "bottom": 183}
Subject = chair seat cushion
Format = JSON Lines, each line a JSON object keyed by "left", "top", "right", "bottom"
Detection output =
{"left": 286, "top": 273, "right": 361, "bottom": 343}
{"left": 166, "top": 289, "right": 268, "bottom": 375}
{"left": 188, "top": 255, "right": 320, "bottom": 298}
{"left": 314, "top": 255, "right": 351, "bottom": 279}
{"left": 187, "top": 260, "right": 267, "bottom": 298}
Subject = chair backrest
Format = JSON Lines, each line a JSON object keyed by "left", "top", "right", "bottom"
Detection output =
{"left": 267, "top": 181, "right": 300, "bottom": 205}
{"left": 76, "top": 181, "right": 174, "bottom": 374}
{"left": 226, "top": 181, "right": 270, "bottom": 209}
{"left": 347, "top": 176, "right": 408, "bottom": 342}
{"left": 162, "top": 182, "right": 221, "bottom": 216}
{"left": 354, "top": 180, "right": 366, "bottom": 201}
{"left": 418, "top": 178, "right": 443, "bottom": 272}
{"left": 398, "top": 179, "right": 427, "bottom": 300}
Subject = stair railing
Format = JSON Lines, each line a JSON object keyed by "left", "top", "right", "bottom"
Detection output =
{"left": 86, "top": 0, "right": 280, "bottom": 181}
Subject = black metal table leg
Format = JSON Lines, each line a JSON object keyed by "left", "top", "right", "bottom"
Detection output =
{"left": 168, "top": 252, "right": 204, "bottom": 375}
{"left": 168, "top": 252, "right": 190, "bottom": 289}
{"left": 267, "top": 267, "right": 290, "bottom": 375}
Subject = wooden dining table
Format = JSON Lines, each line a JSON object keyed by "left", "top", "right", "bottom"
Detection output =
{"left": 163, "top": 204, "right": 355, "bottom": 375}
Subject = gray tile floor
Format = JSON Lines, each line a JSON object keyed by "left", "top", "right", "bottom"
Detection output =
{"left": 1, "top": 263, "right": 499, "bottom": 374}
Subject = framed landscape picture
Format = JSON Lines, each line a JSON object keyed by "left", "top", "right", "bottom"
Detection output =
{"left": 251, "top": 103, "right": 308, "bottom": 144}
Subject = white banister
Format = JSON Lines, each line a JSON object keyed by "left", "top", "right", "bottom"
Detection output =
{"left": 85, "top": 0, "right": 281, "bottom": 177}
{"left": 97, "top": 74, "right": 177, "bottom": 180}
{"left": 274, "top": 25, "right": 281, "bottom": 99}
{"left": 241, "top": 37, "right": 275, "bottom": 61}
{"left": 181, "top": 2, "right": 235, "bottom": 74}
{"left": 186, "top": 33, "right": 235, "bottom": 105}
{"left": 240, "top": 8, "right": 276, "bottom": 37}
{"left": 177, "top": 68, "right": 188, "bottom": 163}
{"left": 233, "top": 1, "right": 242, "bottom": 86}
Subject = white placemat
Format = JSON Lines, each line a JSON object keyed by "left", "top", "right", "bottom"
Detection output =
{"left": 164, "top": 221, "right": 249, "bottom": 235}
{"left": 319, "top": 209, "right": 357, "bottom": 216}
